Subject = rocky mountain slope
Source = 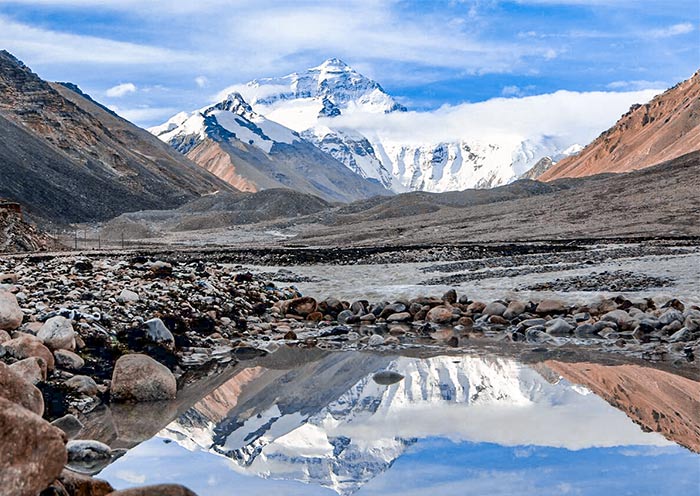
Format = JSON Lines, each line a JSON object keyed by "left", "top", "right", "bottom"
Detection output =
{"left": 291, "top": 150, "right": 700, "bottom": 245}
{"left": 225, "top": 58, "right": 588, "bottom": 192}
{"left": 150, "top": 92, "right": 389, "bottom": 203}
{"left": 539, "top": 71, "right": 700, "bottom": 181}
{"left": 0, "top": 206, "right": 57, "bottom": 252}
{"left": 0, "top": 50, "right": 232, "bottom": 224}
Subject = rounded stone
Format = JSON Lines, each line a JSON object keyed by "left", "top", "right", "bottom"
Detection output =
{"left": 9, "top": 357, "right": 46, "bottom": 384}
{"left": 111, "top": 354, "right": 177, "bottom": 403}
{"left": 54, "top": 349, "right": 85, "bottom": 371}
{"left": 535, "top": 299, "right": 567, "bottom": 314}
{"left": 3, "top": 334, "right": 55, "bottom": 370}
{"left": 483, "top": 301, "right": 507, "bottom": 317}
{"left": 0, "top": 396, "right": 67, "bottom": 496}
{"left": 0, "top": 291, "right": 23, "bottom": 331}
{"left": 0, "top": 361, "right": 44, "bottom": 415}
{"left": 37, "top": 316, "right": 76, "bottom": 351}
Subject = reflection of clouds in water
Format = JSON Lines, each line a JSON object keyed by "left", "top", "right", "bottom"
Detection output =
{"left": 100, "top": 354, "right": 699, "bottom": 495}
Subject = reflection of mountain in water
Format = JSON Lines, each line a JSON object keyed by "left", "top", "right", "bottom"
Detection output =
{"left": 160, "top": 353, "right": 675, "bottom": 495}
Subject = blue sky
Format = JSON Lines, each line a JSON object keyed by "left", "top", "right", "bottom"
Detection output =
{"left": 0, "top": 0, "right": 698, "bottom": 126}
{"left": 101, "top": 436, "right": 700, "bottom": 496}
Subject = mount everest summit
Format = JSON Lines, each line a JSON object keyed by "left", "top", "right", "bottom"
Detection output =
{"left": 152, "top": 58, "right": 632, "bottom": 195}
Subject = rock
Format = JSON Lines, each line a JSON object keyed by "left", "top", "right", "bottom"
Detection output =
{"left": 0, "top": 329, "right": 10, "bottom": 343}
{"left": 525, "top": 328, "right": 553, "bottom": 344}
{"left": 58, "top": 469, "right": 114, "bottom": 496}
{"left": 0, "top": 272, "right": 18, "bottom": 284}
{"left": 601, "top": 309, "right": 634, "bottom": 330}
{"left": 503, "top": 300, "right": 526, "bottom": 320}
{"left": 442, "top": 289, "right": 457, "bottom": 304}
{"left": 4, "top": 334, "right": 55, "bottom": 370}
{"left": 0, "top": 290, "right": 23, "bottom": 330}
{"left": 0, "top": 361, "right": 44, "bottom": 415}
{"left": 9, "top": 356, "right": 46, "bottom": 384}
{"left": 367, "top": 334, "right": 385, "bottom": 346}
{"left": 337, "top": 309, "right": 356, "bottom": 324}
{"left": 379, "top": 303, "right": 407, "bottom": 318}
{"left": 668, "top": 328, "right": 692, "bottom": 343}
{"left": 144, "top": 318, "right": 175, "bottom": 349}
{"left": 150, "top": 261, "right": 173, "bottom": 278}
{"left": 483, "top": 301, "right": 507, "bottom": 316}
{"left": 373, "top": 370, "right": 405, "bottom": 385}
{"left": 350, "top": 301, "right": 366, "bottom": 314}
{"left": 426, "top": 306, "right": 454, "bottom": 324}
{"left": 535, "top": 299, "right": 567, "bottom": 314}
{"left": 306, "top": 311, "right": 323, "bottom": 322}
{"left": 467, "top": 301, "right": 486, "bottom": 313}
{"left": 575, "top": 323, "right": 599, "bottom": 337}
{"left": 520, "top": 318, "right": 546, "bottom": 328}
{"left": 287, "top": 297, "right": 317, "bottom": 317}
{"left": 65, "top": 375, "right": 100, "bottom": 397}
{"left": 55, "top": 349, "right": 85, "bottom": 371}
{"left": 111, "top": 354, "right": 177, "bottom": 402}
{"left": 38, "top": 316, "right": 76, "bottom": 351}
{"left": 51, "top": 414, "right": 84, "bottom": 440}
{"left": 659, "top": 308, "right": 684, "bottom": 325}
{"left": 66, "top": 440, "right": 112, "bottom": 475}
{"left": 685, "top": 312, "right": 700, "bottom": 332}
{"left": 360, "top": 313, "right": 376, "bottom": 322}
{"left": 0, "top": 397, "right": 67, "bottom": 496}
{"left": 386, "top": 312, "right": 412, "bottom": 322}
{"left": 545, "top": 318, "right": 574, "bottom": 335}
{"left": 105, "top": 484, "right": 198, "bottom": 496}
{"left": 117, "top": 289, "right": 139, "bottom": 304}
{"left": 283, "top": 330, "right": 297, "bottom": 340}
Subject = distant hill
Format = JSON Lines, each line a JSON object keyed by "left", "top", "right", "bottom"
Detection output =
{"left": 540, "top": 71, "right": 700, "bottom": 181}
{"left": 0, "top": 50, "right": 233, "bottom": 225}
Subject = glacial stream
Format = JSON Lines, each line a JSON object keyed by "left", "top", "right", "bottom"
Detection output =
{"left": 90, "top": 348, "right": 700, "bottom": 495}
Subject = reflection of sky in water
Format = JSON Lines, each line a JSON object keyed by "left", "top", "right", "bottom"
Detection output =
{"left": 102, "top": 437, "right": 698, "bottom": 495}
{"left": 99, "top": 353, "right": 700, "bottom": 495}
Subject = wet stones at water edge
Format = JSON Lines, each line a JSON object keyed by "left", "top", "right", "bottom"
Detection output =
{"left": 110, "top": 354, "right": 177, "bottom": 402}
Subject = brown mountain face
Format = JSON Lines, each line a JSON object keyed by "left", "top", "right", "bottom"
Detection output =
{"left": 540, "top": 71, "right": 700, "bottom": 181}
{"left": 546, "top": 361, "right": 700, "bottom": 453}
{"left": 0, "top": 50, "right": 233, "bottom": 224}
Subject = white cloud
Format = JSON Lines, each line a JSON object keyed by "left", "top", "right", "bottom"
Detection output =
{"left": 606, "top": 79, "right": 668, "bottom": 90}
{"left": 0, "top": 15, "right": 193, "bottom": 66}
{"left": 313, "top": 88, "right": 661, "bottom": 146}
{"left": 107, "top": 105, "right": 179, "bottom": 123}
{"left": 194, "top": 76, "right": 209, "bottom": 88}
{"left": 105, "top": 82, "right": 137, "bottom": 97}
{"left": 650, "top": 22, "right": 695, "bottom": 38}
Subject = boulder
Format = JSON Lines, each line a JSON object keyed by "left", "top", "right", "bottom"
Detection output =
{"left": 0, "top": 328, "right": 10, "bottom": 343}
{"left": 0, "top": 290, "right": 23, "bottom": 330}
{"left": 55, "top": 349, "right": 85, "bottom": 371}
{"left": 111, "top": 354, "right": 177, "bottom": 402}
{"left": 51, "top": 414, "right": 84, "bottom": 440}
{"left": 106, "top": 485, "right": 198, "bottom": 496}
{"left": 442, "top": 289, "right": 458, "bottom": 304}
{"left": 483, "top": 301, "right": 507, "bottom": 317}
{"left": 545, "top": 318, "right": 574, "bottom": 335}
{"left": 373, "top": 371, "right": 405, "bottom": 385}
{"left": 4, "top": 334, "right": 55, "bottom": 370}
{"left": 144, "top": 318, "right": 175, "bottom": 349}
{"left": 37, "top": 316, "right": 76, "bottom": 351}
{"left": 66, "top": 439, "right": 113, "bottom": 475}
{"left": 426, "top": 306, "right": 454, "bottom": 324}
{"left": 149, "top": 261, "right": 173, "bottom": 278}
{"left": 117, "top": 289, "right": 140, "bottom": 304}
{"left": 386, "top": 312, "right": 412, "bottom": 322}
{"left": 535, "top": 299, "right": 567, "bottom": 314}
{"left": 58, "top": 469, "right": 114, "bottom": 496}
{"left": 65, "top": 375, "right": 100, "bottom": 397}
{"left": 601, "top": 309, "right": 634, "bottom": 330}
{"left": 367, "top": 334, "right": 385, "bottom": 346}
{"left": 9, "top": 356, "right": 46, "bottom": 384}
{"left": 0, "top": 397, "right": 67, "bottom": 496}
{"left": 0, "top": 361, "right": 44, "bottom": 415}
{"left": 287, "top": 297, "right": 317, "bottom": 317}
{"left": 503, "top": 300, "right": 526, "bottom": 320}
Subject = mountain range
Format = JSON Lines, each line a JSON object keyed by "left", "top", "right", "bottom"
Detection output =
{"left": 154, "top": 58, "right": 592, "bottom": 194}
{"left": 157, "top": 353, "right": 675, "bottom": 495}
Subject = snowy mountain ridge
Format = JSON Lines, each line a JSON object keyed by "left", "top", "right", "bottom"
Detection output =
{"left": 158, "top": 355, "right": 669, "bottom": 495}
